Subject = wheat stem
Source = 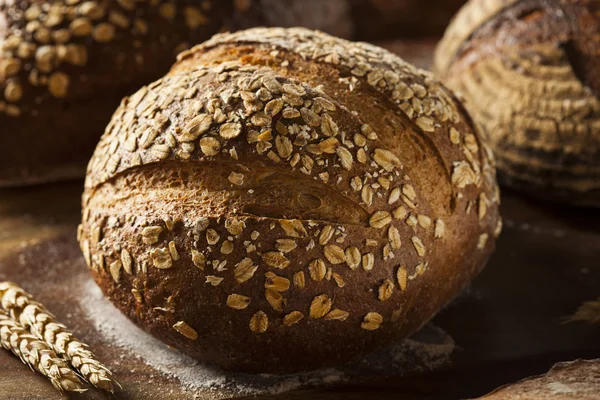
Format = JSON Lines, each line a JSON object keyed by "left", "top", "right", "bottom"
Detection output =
{"left": 0, "top": 281, "right": 118, "bottom": 393}
{"left": 564, "top": 297, "right": 600, "bottom": 324}
{"left": 0, "top": 309, "right": 86, "bottom": 392}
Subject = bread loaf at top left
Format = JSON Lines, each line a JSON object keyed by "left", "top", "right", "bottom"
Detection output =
{"left": 0, "top": 0, "right": 234, "bottom": 186}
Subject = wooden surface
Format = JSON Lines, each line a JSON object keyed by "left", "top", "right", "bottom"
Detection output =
{"left": 0, "top": 181, "right": 599, "bottom": 400}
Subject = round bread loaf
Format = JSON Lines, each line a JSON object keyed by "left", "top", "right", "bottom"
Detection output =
{"left": 0, "top": 0, "right": 234, "bottom": 186}
{"left": 434, "top": 0, "right": 600, "bottom": 206}
{"left": 231, "top": 0, "right": 466, "bottom": 40}
{"left": 79, "top": 27, "right": 501, "bottom": 373}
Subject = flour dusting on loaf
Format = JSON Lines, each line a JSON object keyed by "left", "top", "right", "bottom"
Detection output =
{"left": 79, "top": 27, "right": 500, "bottom": 373}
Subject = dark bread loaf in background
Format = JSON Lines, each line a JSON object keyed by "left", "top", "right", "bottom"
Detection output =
{"left": 231, "top": 0, "right": 466, "bottom": 40}
{"left": 79, "top": 27, "right": 501, "bottom": 373}
{"left": 434, "top": 0, "right": 600, "bottom": 206}
{"left": 0, "top": 0, "right": 234, "bottom": 186}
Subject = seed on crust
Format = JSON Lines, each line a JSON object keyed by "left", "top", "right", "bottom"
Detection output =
{"left": 388, "top": 188, "right": 401, "bottom": 204}
{"left": 415, "top": 116, "right": 435, "bottom": 132}
{"left": 109, "top": 260, "right": 122, "bottom": 283}
{"left": 283, "top": 311, "right": 304, "bottom": 326}
{"left": 452, "top": 161, "right": 476, "bottom": 188}
{"left": 309, "top": 294, "right": 333, "bottom": 319}
{"left": 478, "top": 233, "right": 489, "bottom": 249}
{"left": 388, "top": 226, "right": 402, "bottom": 249}
{"left": 202, "top": 227, "right": 219, "bottom": 245}
{"left": 373, "top": 148, "right": 401, "bottom": 171}
{"left": 393, "top": 206, "right": 407, "bottom": 220}
{"left": 402, "top": 184, "right": 416, "bottom": 201}
{"left": 324, "top": 309, "right": 349, "bottom": 321}
{"left": 449, "top": 127, "right": 460, "bottom": 145}
{"left": 336, "top": 146, "right": 353, "bottom": 170}
{"left": 121, "top": 249, "right": 133, "bottom": 274}
{"left": 417, "top": 215, "right": 431, "bottom": 229}
{"left": 262, "top": 252, "right": 290, "bottom": 269}
{"left": 265, "top": 98, "right": 284, "bottom": 116}
{"left": 234, "top": 258, "right": 258, "bottom": 283}
{"left": 478, "top": 193, "right": 488, "bottom": 220}
{"left": 220, "top": 122, "right": 242, "bottom": 139}
{"left": 319, "top": 225, "right": 335, "bottom": 245}
{"left": 324, "top": 244, "right": 345, "bottom": 264}
{"left": 321, "top": 113, "right": 339, "bottom": 137}
{"left": 361, "top": 312, "right": 383, "bottom": 330}
{"left": 369, "top": 211, "right": 392, "bottom": 229}
{"left": 345, "top": 246, "right": 361, "bottom": 270}
{"left": 225, "top": 218, "right": 246, "bottom": 235}
{"left": 378, "top": 279, "right": 394, "bottom": 301}
{"left": 434, "top": 219, "right": 445, "bottom": 239}
{"left": 205, "top": 275, "right": 224, "bottom": 286}
{"left": 169, "top": 241, "right": 180, "bottom": 261}
{"left": 362, "top": 253, "right": 375, "bottom": 271}
{"left": 411, "top": 236, "right": 426, "bottom": 257}
{"left": 220, "top": 240, "right": 234, "bottom": 255}
{"left": 191, "top": 249, "right": 206, "bottom": 270}
{"left": 308, "top": 259, "right": 327, "bottom": 281}
{"left": 150, "top": 248, "right": 172, "bottom": 269}
{"left": 276, "top": 135, "right": 293, "bottom": 158}
{"left": 332, "top": 272, "right": 345, "bottom": 288}
{"left": 48, "top": 72, "right": 70, "bottom": 98}
{"left": 265, "top": 288, "right": 285, "bottom": 312}
{"left": 361, "top": 185, "right": 374, "bottom": 206}
{"left": 265, "top": 272, "right": 290, "bottom": 292}
{"left": 249, "top": 311, "right": 268, "bottom": 333}
{"left": 293, "top": 271, "right": 306, "bottom": 288}
{"left": 228, "top": 171, "right": 244, "bottom": 185}
{"left": 397, "top": 266, "right": 407, "bottom": 291}
{"left": 180, "top": 114, "right": 212, "bottom": 141}
{"left": 227, "top": 294, "right": 251, "bottom": 310}
{"left": 279, "top": 219, "right": 307, "bottom": 237}
{"left": 199, "top": 137, "right": 221, "bottom": 156}
{"left": 173, "top": 321, "right": 198, "bottom": 340}
{"left": 142, "top": 226, "right": 162, "bottom": 244}
{"left": 276, "top": 238, "right": 297, "bottom": 253}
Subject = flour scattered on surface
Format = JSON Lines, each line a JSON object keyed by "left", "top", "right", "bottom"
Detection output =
{"left": 78, "top": 279, "right": 454, "bottom": 398}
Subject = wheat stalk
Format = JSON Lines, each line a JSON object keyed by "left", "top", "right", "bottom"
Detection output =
{"left": 0, "top": 282, "right": 118, "bottom": 393}
{"left": 564, "top": 298, "right": 600, "bottom": 324}
{"left": 0, "top": 309, "right": 86, "bottom": 392}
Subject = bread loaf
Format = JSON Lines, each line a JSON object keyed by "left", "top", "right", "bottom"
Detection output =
{"left": 79, "top": 27, "right": 501, "bottom": 373}
{"left": 231, "top": 0, "right": 466, "bottom": 40}
{"left": 479, "top": 359, "right": 600, "bottom": 399}
{"left": 434, "top": 0, "right": 600, "bottom": 206}
{"left": 0, "top": 0, "right": 233, "bottom": 186}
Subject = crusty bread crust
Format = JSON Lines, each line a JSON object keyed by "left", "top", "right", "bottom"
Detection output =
{"left": 479, "top": 359, "right": 600, "bottom": 399}
{"left": 434, "top": 0, "right": 600, "bottom": 206}
{"left": 0, "top": 0, "right": 233, "bottom": 186}
{"left": 80, "top": 27, "right": 501, "bottom": 373}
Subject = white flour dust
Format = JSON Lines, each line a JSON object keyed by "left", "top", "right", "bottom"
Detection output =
{"left": 78, "top": 278, "right": 454, "bottom": 397}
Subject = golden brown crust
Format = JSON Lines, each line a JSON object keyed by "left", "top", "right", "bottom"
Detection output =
{"left": 80, "top": 27, "right": 500, "bottom": 373}
{"left": 479, "top": 359, "right": 600, "bottom": 399}
{"left": 0, "top": 0, "right": 233, "bottom": 186}
{"left": 434, "top": 0, "right": 600, "bottom": 206}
